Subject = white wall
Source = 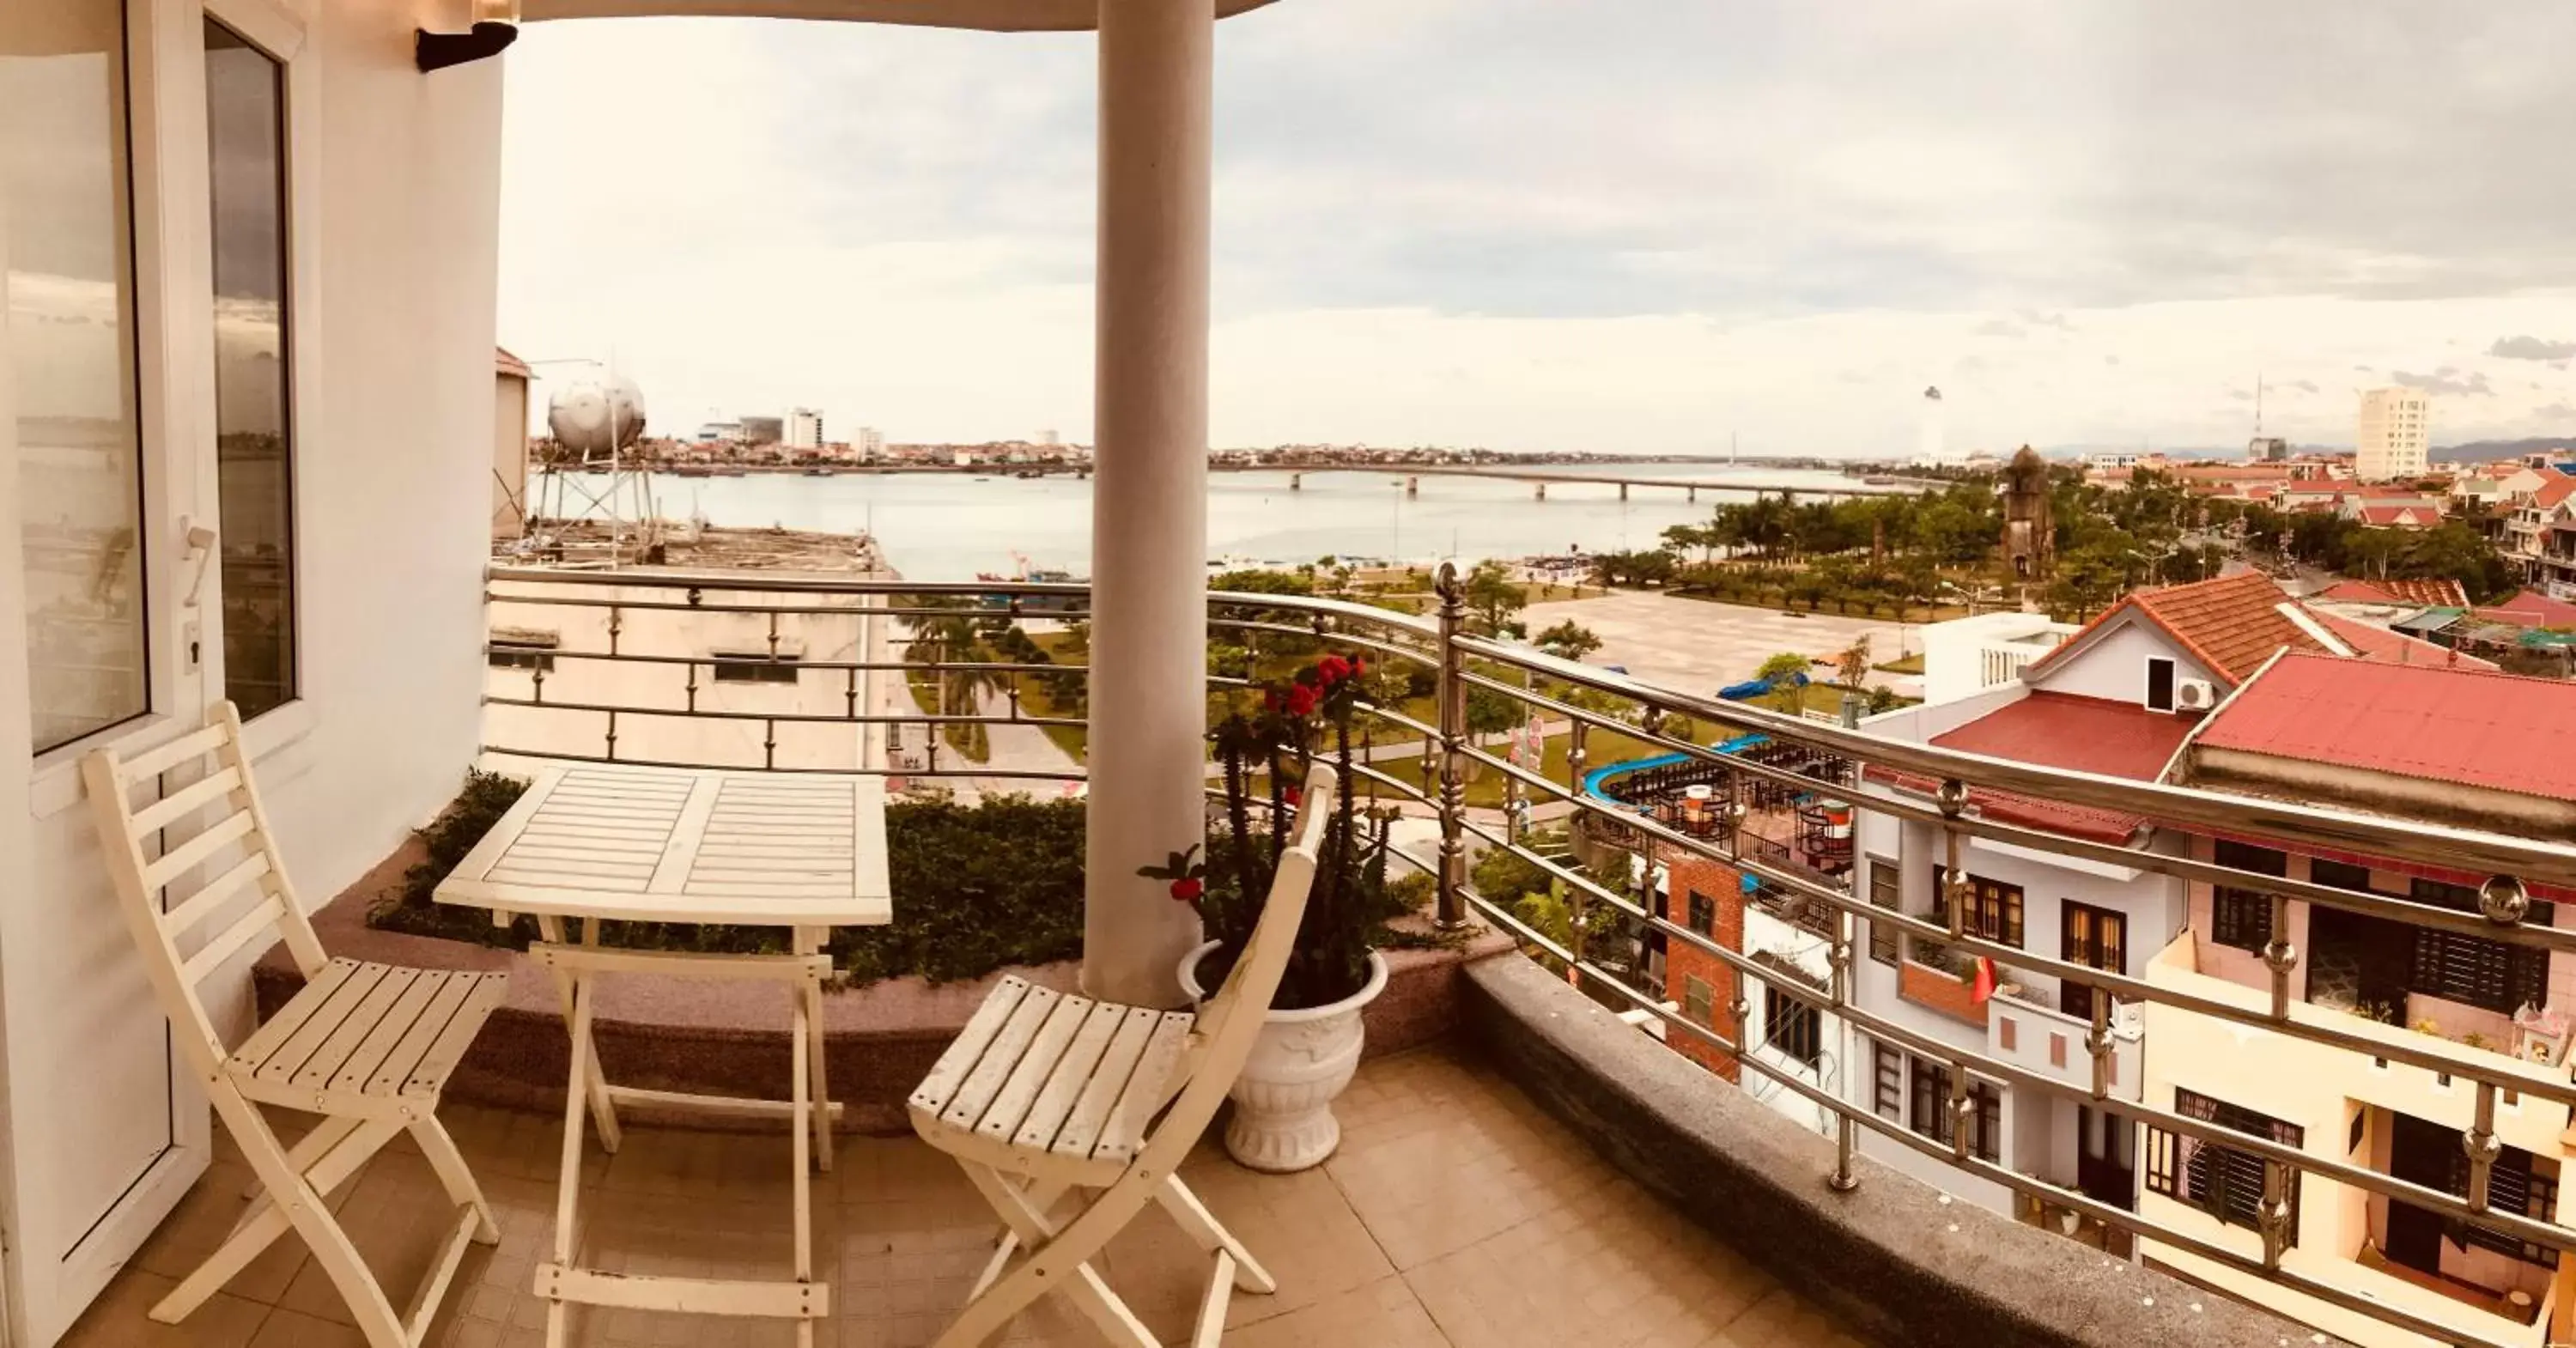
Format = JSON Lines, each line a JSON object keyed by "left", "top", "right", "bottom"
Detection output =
{"left": 483, "top": 575, "right": 878, "bottom": 770}
{"left": 0, "top": 1, "right": 501, "bottom": 1339}
{"left": 2025, "top": 616, "right": 2219, "bottom": 704}
{"left": 1920, "top": 612, "right": 2076, "bottom": 707}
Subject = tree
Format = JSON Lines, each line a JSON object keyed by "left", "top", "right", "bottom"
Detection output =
{"left": 1532, "top": 621, "right": 1602, "bottom": 662}
{"left": 1835, "top": 635, "right": 1871, "bottom": 689}
{"left": 1461, "top": 560, "right": 1528, "bottom": 636}
{"left": 1756, "top": 651, "right": 1808, "bottom": 713}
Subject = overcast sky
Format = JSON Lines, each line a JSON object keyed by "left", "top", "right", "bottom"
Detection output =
{"left": 496, "top": 1, "right": 2576, "bottom": 457}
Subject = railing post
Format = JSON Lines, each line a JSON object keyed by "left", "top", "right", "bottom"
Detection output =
{"left": 1435, "top": 563, "right": 1469, "bottom": 932}
{"left": 1828, "top": 911, "right": 1860, "bottom": 1193}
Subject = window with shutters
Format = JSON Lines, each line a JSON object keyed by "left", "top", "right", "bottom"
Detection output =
{"left": 1931, "top": 865, "right": 2023, "bottom": 948}
{"left": 1905, "top": 1055, "right": 1998, "bottom": 1161}
{"left": 2210, "top": 839, "right": 2286, "bottom": 952}
{"left": 2407, "top": 879, "right": 2553, "bottom": 1015}
{"left": 1873, "top": 1040, "right": 1902, "bottom": 1120}
{"left": 1867, "top": 858, "right": 1900, "bottom": 965}
{"left": 1686, "top": 890, "right": 1715, "bottom": 937}
{"left": 1764, "top": 985, "right": 1820, "bottom": 1066}
{"left": 1682, "top": 975, "right": 1713, "bottom": 1027}
{"left": 2144, "top": 1089, "right": 2301, "bottom": 1244}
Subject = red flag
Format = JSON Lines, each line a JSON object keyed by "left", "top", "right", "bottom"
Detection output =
{"left": 1971, "top": 956, "right": 1998, "bottom": 1005}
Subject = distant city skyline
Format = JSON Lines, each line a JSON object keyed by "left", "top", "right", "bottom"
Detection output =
{"left": 497, "top": 3, "right": 2576, "bottom": 458}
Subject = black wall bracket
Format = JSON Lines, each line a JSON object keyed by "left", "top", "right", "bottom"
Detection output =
{"left": 416, "top": 21, "right": 517, "bottom": 73}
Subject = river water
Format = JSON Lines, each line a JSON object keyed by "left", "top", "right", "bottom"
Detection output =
{"left": 651, "top": 463, "right": 1878, "bottom": 580}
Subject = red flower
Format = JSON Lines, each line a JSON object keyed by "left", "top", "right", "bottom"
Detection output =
{"left": 1170, "top": 877, "right": 1204, "bottom": 903}
{"left": 1351, "top": 657, "right": 1368, "bottom": 680}
{"left": 1262, "top": 689, "right": 1282, "bottom": 713}
{"left": 1315, "top": 655, "right": 1352, "bottom": 684}
{"left": 1284, "top": 785, "right": 1303, "bottom": 808}
{"left": 1285, "top": 683, "right": 1320, "bottom": 717}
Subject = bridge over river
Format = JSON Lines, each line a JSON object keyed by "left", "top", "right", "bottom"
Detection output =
{"left": 1211, "top": 463, "right": 1932, "bottom": 501}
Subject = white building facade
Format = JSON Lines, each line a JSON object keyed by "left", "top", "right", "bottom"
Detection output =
{"left": 787, "top": 406, "right": 824, "bottom": 450}
{"left": 2357, "top": 388, "right": 2431, "bottom": 482}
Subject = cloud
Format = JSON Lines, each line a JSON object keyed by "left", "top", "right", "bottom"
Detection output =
{"left": 2391, "top": 369, "right": 2494, "bottom": 396}
{"left": 2490, "top": 335, "right": 2576, "bottom": 360}
{"left": 492, "top": 6, "right": 2576, "bottom": 454}
{"left": 2285, "top": 379, "right": 2320, "bottom": 392}
{"left": 2540, "top": 402, "right": 2576, "bottom": 421}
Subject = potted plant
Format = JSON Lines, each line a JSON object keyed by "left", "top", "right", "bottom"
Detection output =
{"left": 1153, "top": 651, "right": 1413, "bottom": 1172}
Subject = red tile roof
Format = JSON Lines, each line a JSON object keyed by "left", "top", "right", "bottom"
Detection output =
{"left": 2306, "top": 609, "right": 2498, "bottom": 671}
{"left": 1930, "top": 690, "right": 2200, "bottom": 780}
{"left": 2537, "top": 477, "right": 2576, "bottom": 509}
{"left": 1865, "top": 693, "right": 2195, "bottom": 845}
{"left": 2027, "top": 571, "right": 2329, "bottom": 686}
{"left": 2312, "top": 578, "right": 2470, "bottom": 607}
{"left": 2355, "top": 505, "right": 2439, "bottom": 527}
{"left": 2478, "top": 590, "right": 2576, "bottom": 628}
{"left": 2195, "top": 653, "right": 2576, "bottom": 801}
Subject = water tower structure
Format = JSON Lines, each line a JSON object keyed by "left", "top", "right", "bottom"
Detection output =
{"left": 530, "top": 366, "right": 659, "bottom": 565}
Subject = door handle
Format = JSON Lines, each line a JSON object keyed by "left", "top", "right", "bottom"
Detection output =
{"left": 180, "top": 516, "right": 217, "bottom": 608}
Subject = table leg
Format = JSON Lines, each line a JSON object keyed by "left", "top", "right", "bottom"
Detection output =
{"left": 544, "top": 968, "right": 596, "bottom": 1348}
{"left": 538, "top": 914, "right": 622, "bottom": 1152}
{"left": 797, "top": 926, "right": 834, "bottom": 1173}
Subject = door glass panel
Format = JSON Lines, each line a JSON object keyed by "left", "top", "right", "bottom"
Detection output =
{"left": 4, "top": 0, "right": 149, "bottom": 750}
{"left": 205, "top": 19, "right": 294, "bottom": 716}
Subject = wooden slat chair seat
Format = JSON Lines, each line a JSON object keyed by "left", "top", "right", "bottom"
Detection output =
{"left": 226, "top": 958, "right": 507, "bottom": 1116}
{"left": 82, "top": 702, "right": 506, "bottom": 1348}
{"left": 908, "top": 766, "right": 1339, "bottom": 1348}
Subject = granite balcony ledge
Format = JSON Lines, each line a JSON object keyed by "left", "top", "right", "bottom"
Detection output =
{"left": 253, "top": 841, "right": 1511, "bottom": 1132}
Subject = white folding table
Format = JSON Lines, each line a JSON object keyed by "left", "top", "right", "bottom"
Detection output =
{"left": 434, "top": 763, "right": 891, "bottom": 1347}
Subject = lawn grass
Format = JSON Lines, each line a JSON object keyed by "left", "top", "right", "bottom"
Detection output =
{"left": 1872, "top": 653, "right": 1925, "bottom": 675}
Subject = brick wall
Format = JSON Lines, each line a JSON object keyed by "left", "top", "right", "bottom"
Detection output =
{"left": 1662, "top": 847, "right": 1747, "bottom": 1084}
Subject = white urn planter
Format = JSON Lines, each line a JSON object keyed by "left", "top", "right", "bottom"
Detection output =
{"left": 1180, "top": 940, "right": 1388, "bottom": 1173}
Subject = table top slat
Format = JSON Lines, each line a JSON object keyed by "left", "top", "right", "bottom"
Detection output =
{"left": 436, "top": 766, "right": 890, "bottom": 929}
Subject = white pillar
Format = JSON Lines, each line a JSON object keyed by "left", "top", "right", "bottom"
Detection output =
{"left": 1083, "top": 0, "right": 1213, "bottom": 1008}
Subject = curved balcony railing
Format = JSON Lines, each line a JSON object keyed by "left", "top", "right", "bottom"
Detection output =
{"left": 483, "top": 562, "right": 2576, "bottom": 1348}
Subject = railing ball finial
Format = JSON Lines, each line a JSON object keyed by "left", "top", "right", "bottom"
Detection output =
{"left": 2479, "top": 875, "right": 2531, "bottom": 926}
{"left": 1935, "top": 778, "right": 1968, "bottom": 818}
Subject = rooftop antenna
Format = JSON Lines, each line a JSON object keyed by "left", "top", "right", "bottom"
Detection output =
{"left": 2255, "top": 372, "right": 2265, "bottom": 440}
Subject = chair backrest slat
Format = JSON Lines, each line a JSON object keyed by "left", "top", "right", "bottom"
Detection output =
{"left": 162, "top": 851, "right": 275, "bottom": 939}
{"left": 139, "top": 808, "right": 257, "bottom": 893}
{"left": 115, "top": 722, "right": 230, "bottom": 786}
{"left": 1146, "top": 766, "right": 1336, "bottom": 1156}
{"left": 81, "top": 701, "right": 332, "bottom": 1073}
{"left": 184, "top": 895, "right": 290, "bottom": 985}
{"left": 131, "top": 763, "right": 246, "bottom": 836}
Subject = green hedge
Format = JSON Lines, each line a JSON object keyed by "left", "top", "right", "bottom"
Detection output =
{"left": 371, "top": 789, "right": 1088, "bottom": 987}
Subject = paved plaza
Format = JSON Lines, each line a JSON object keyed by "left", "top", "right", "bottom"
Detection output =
{"left": 1519, "top": 590, "right": 1922, "bottom": 700}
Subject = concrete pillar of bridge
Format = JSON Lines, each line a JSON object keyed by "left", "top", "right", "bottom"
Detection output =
{"left": 1619, "top": 483, "right": 1629, "bottom": 501}
{"left": 1289, "top": 472, "right": 1300, "bottom": 490}
{"left": 1406, "top": 475, "right": 1419, "bottom": 497}
{"left": 1534, "top": 481, "right": 1546, "bottom": 501}
{"left": 1688, "top": 486, "right": 1696, "bottom": 503}
{"left": 1083, "top": 0, "right": 1213, "bottom": 1008}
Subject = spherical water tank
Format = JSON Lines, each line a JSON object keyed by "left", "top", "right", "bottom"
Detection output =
{"left": 547, "top": 369, "right": 647, "bottom": 458}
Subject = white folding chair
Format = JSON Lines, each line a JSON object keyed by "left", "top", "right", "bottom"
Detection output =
{"left": 907, "top": 764, "right": 1339, "bottom": 1348}
{"left": 82, "top": 701, "right": 508, "bottom": 1348}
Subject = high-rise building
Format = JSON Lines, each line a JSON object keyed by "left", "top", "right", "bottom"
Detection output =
{"left": 2355, "top": 388, "right": 2429, "bottom": 481}
{"left": 855, "top": 427, "right": 885, "bottom": 461}
{"left": 787, "top": 408, "right": 824, "bottom": 451}
{"left": 2247, "top": 436, "right": 2287, "bottom": 462}
{"left": 739, "top": 415, "right": 785, "bottom": 446}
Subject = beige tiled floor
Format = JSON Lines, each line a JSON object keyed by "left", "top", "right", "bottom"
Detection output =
{"left": 64, "top": 1046, "right": 1867, "bottom": 1348}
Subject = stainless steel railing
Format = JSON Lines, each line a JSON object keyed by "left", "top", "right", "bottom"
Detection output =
{"left": 482, "top": 561, "right": 2576, "bottom": 1348}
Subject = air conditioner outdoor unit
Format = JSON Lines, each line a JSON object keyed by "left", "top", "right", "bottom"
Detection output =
{"left": 2174, "top": 678, "right": 2217, "bottom": 712}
